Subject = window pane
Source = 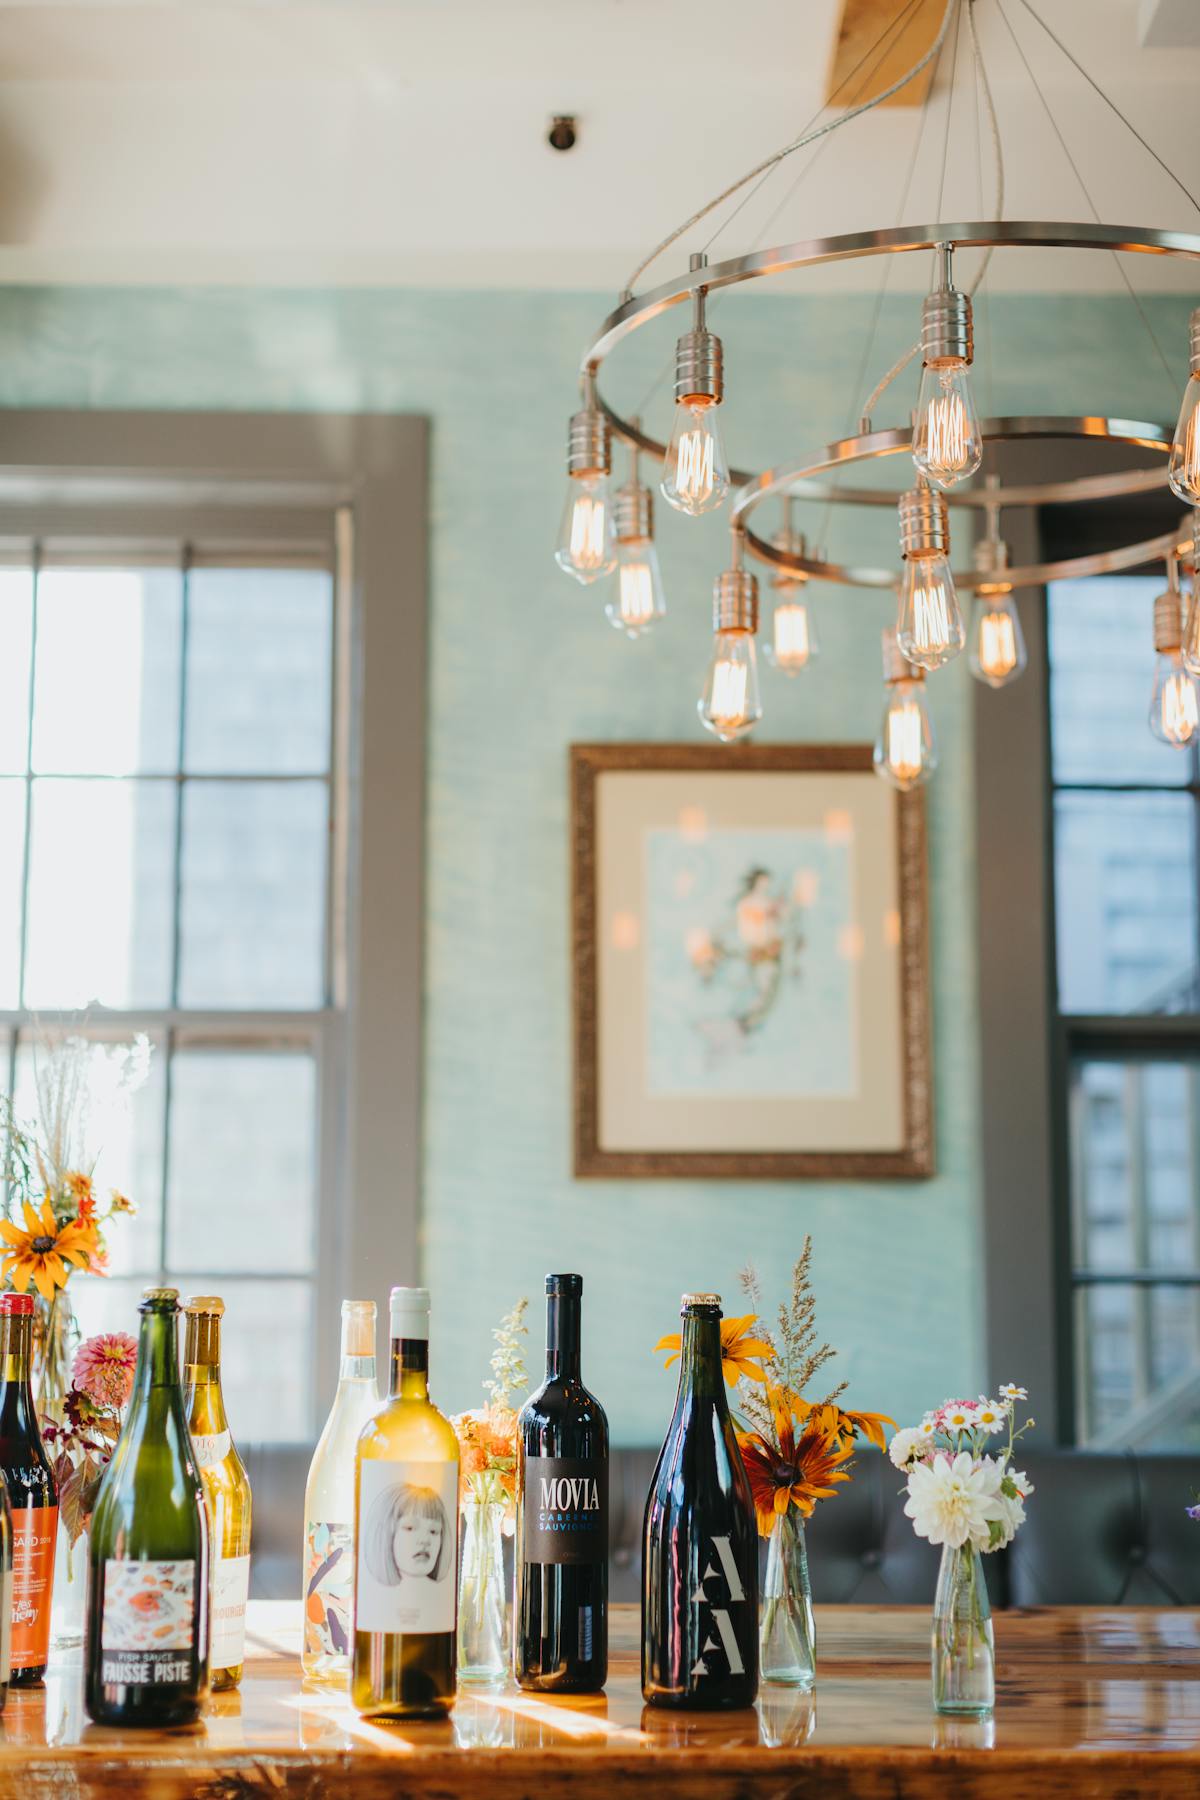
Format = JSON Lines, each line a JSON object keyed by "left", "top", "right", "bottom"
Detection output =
{"left": 71, "top": 1276, "right": 147, "bottom": 1354}
{"left": 1076, "top": 1284, "right": 1200, "bottom": 1449}
{"left": 180, "top": 1278, "right": 311, "bottom": 1442}
{"left": 11, "top": 1032, "right": 165, "bottom": 1279}
{"left": 166, "top": 1048, "right": 316, "bottom": 1275}
{"left": 32, "top": 568, "right": 182, "bottom": 774}
{"left": 177, "top": 781, "right": 326, "bottom": 1008}
{"left": 24, "top": 779, "right": 176, "bottom": 1007}
{"left": 1054, "top": 791, "right": 1197, "bottom": 1013}
{"left": 0, "top": 781, "right": 25, "bottom": 1007}
{"left": 184, "top": 568, "right": 332, "bottom": 775}
{"left": 0, "top": 569, "right": 33, "bottom": 772}
{"left": 1049, "top": 576, "right": 1196, "bottom": 786}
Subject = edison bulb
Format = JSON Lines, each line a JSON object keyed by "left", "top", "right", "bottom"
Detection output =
{"left": 912, "top": 364, "right": 983, "bottom": 489}
{"left": 698, "top": 631, "right": 762, "bottom": 741}
{"left": 607, "top": 537, "right": 666, "bottom": 638}
{"left": 1149, "top": 649, "right": 1200, "bottom": 747}
{"left": 968, "top": 592, "right": 1027, "bottom": 688}
{"left": 874, "top": 679, "right": 937, "bottom": 789}
{"left": 763, "top": 600, "right": 817, "bottom": 676}
{"left": 555, "top": 474, "right": 615, "bottom": 583}
{"left": 1168, "top": 375, "right": 1200, "bottom": 503}
{"left": 661, "top": 399, "right": 729, "bottom": 515}
{"left": 897, "top": 551, "right": 965, "bottom": 670}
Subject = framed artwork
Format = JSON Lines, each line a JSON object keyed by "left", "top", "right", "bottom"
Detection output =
{"left": 572, "top": 743, "right": 933, "bottom": 1179}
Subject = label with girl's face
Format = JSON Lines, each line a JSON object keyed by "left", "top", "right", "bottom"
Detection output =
{"left": 354, "top": 1461, "right": 457, "bottom": 1635}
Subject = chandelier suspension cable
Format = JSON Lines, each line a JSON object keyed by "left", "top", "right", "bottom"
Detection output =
{"left": 621, "top": 0, "right": 959, "bottom": 298}
{"left": 995, "top": 0, "right": 1178, "bottom": 404}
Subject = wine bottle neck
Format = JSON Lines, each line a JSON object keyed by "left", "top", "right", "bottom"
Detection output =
{"left": 184, "top": 1313, "right": 229, "bottom": 1432}
{"left": 131, "top": 1307, "right": 183, "bottom": 1401}
{"left": 545, "top": 1291, "right": 582, "bottom": 1381}
{"left": 0, "top": 1314, "right": 37, "bottom": 1424}
{"left": 337, "top": 1354, "right": 376, "bottom": 1385}
{"left": 389, "top": 1337, "right": 429, "bottom": 1402}
{"left": 675, "top": 1312, "right": 727, "bottom": 1405}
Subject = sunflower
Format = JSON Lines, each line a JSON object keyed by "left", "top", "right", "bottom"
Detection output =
{"left": 802, "top": 1400, "right": 895, "bottom": 1452}
{"left": 0, "top": 1199, "right": 100, "bottom": 1302}
{"left": 737, "top": 1392, "right": 854, "bottom": 1535}
{"left": 655, "top": 1312, "right": 772, "bottom": 1387}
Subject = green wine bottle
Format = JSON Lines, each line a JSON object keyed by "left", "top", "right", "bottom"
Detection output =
{"left": 85, "top": 1287, "right": 210, "bottom": 1727}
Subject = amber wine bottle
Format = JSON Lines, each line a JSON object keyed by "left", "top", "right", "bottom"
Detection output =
{"left": 352, "top": 1287, "right": 458, "bottom": 1719}
{"left": 85, "top": 1287, "right": 210, "bottom": 1727}
{"left": 302, "top": 1299, "right": 378, "bottom": 1684}
{"left": 643, "top": 1293, "right": 758, "bottom": 1710}
{"left": 0, "top": 1292, "right": 57, "bottom": 1687}
{"left": 183, "top": 1296, "right": 251, "bottom": 1692}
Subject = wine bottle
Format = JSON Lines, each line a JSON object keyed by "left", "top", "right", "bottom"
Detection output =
{"left": 642, "top": 1293, "right": 758, "bottom": 1710}
{"left": 0, "top": 1293, "right": 57, "bottom": 1686}
{"left": 0, "top": 1469, "right": 13, "bottom": 1708}
{"left": 183, "top": 1295, "right": 251, "bottom": 1693}
{"left": 351, "top": 1286, "right": 457, "bottom": 1719}
{"left": 85, "top": 1287, "right": 210, "bottom": 1727}
{"left": 515, "top": 1272, "right": 608, "bottom": 1692}
{"left": 302, "top": 1299, "right": 378, "bottom": 1684}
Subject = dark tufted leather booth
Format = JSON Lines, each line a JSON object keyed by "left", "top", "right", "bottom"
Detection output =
{"left": 242, "top": 1443, "right": 1200, "bottom": 1607}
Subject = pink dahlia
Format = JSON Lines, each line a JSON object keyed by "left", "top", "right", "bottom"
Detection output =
{"left": 72, "top": 1332, "right": 137, "bottom": 1412}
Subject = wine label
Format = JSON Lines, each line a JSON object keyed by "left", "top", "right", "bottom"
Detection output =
{"left": 305, "top": 1521, "right": 353, "bottom": 1661}
{"left": 355, "top": 1460, "right": 456, "bottom": 1635}
{"left": 101, "top": 1559, "right": 198, "bottom": 1686}
{"left": 191, "top": 1430, "right": 232, "bottom": 1469}
{"left": 0, "top": 1564, "right": 12, "bottom": 1684}
{"left": 523, "top": 1456, "right": 607, "bottom": 1566}
{"left": 689, "top": 1532, "right": 754, "bottom": 1683}
{"left": 10, "top": 1506, "right": 57, "bottom": 1670}
{"left": 211, "top": 1553, "right": 251, "bottom": 1670}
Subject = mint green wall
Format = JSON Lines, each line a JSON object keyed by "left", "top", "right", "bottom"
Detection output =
{"left": 0, "top": 285, "right": 1188, "bottom": 1441}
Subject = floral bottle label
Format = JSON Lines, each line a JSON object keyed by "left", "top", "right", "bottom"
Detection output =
{"left": 211, "top": 1553, "right": 251, "bottom": 1670}
{"left": 305, "top": 1521, "right": 353, "bottom": 1660}
{"left": 354, "top": 1461, "right": 457, "bottom": 1635}
{"left": 101, "top": 1558, "right": 197, "bottom": 1686}
{"left": 10, "top": 1505, "right": 57, "bottom": 1670}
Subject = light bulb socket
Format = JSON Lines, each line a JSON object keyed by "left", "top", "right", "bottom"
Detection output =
{"left": 674, "top": 328, "right": 724, "bottom": 406}
{"left": 614, "top": 478, "right": 654, "bottom": 543}
{"left": 1154, "top": 589, "right": 1185, "bottom": 654}
{"left": 713, "top": 567, "right": 758, "bottom": 634}
{"left": 973, "top": 532, "right": 1012, "bottom": 592}
{"left": 566, "top": 405, "right": 611, "bottom": 478}
{"left": 882, "top": 625, "right": 923, "bottom": 686}
{"left": 921, "top": 285, "right": 973, "bottom": 368}
{"left": 771, "top": 525, "right": 808, "bottom": 590}
{"left": 1190, "top": 307, "right": 1200, "bottom": 376}
{"left": 899, "top": 484, "right": 950, "bottom": 559}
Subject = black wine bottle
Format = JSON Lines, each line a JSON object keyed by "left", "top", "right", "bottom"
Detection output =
{"left": 0, "top": 1292, "right": 57, "bottom": 1687}
{"left": 85, "top": 1287, "right": 210, "bottom": 1727}
{"left": 0, "top": 1467, "right": 12, "bottom": 1708}
{"left": 515, "top": 1273, "right": 608, "bottom": 1692}
{"left": 642, "top": 1292, "right": 758, "bottom": 1710}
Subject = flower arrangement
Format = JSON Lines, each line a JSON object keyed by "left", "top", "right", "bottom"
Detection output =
{"left": 451, "top": 1297, "right": 528, "bottom": 1683}
{"left": 42, "top": 1332, "right": 138, "bottom": 1550}
{"left": 0, "top": 1034, "right": 148, "bottom": 1404}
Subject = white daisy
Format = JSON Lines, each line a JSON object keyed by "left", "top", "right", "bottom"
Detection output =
{"left": 974, "top": 1400, "right": 1005, "bottom": 1433}
{"left": 943, "top": 1403, "right": 979, "bottom": 1431}
{"left": 999, "top": 1383, "right": 1027, "bottom": 1402}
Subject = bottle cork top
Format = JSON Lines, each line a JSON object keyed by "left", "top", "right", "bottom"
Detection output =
{"left": 141, "top": 1285, "right": 179, "bottom": 1311}
{"left": 184, "top": 1294, "right": 224, "bottom": 1317}
{"left": 389, "top": 1286, "right": 430, "bottom": 1331}
{"left": 0, "top": 1293, "right": 34, "bottom": 1316}
{"left": 681, "top": 1292, "right": 722, "bottom": 1312}
{"left": 341, "top": 1298, "right": 377, "bottom": 1357}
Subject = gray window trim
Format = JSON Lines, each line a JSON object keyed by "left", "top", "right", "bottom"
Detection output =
{"left": 0, "top": 410, "right": 428, "bottom": 1421}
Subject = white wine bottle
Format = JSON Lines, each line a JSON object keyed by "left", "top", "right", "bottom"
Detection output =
{"left": 352, "top": 1287, "right": 457, "bottom": 1719}
{"left": 183, "top": 1296, "right": 251, "bottom": 1693}
{"left": 302, "top": 1299, "right": 378, "bottom": 1684}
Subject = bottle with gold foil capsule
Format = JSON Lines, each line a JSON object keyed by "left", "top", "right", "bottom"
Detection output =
{"left": 352, "top": 1287, "right": 458, "bottom": 1719}
{"left": 0, "top": 1470, "right": 13, "bottom": 1708}
{"left": 0, "top": 1292, "right": 57, "bottom": 1686}
{"left": 183, "top": 1296, "right": 251, "bottom": 1692}
{"left": 302, "top": 1299, "right": 378, "bottom": 1684}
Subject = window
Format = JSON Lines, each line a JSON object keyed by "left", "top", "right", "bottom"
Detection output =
{"left": 0, "top": 542, "right": 342, "bottom": 1442}
{"left": 1047, "top": 573, "right": 1200, "bottom": 1450}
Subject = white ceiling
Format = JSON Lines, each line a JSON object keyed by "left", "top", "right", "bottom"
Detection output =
{"left": 0, "top": 0, "right": 1195, "bottom": 293}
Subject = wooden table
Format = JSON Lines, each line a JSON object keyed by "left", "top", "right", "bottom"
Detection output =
{"left": 2, "top": 1601, "right": 1198, "bottom": 1797}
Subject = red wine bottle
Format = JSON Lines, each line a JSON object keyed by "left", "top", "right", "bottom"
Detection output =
{"left": 515, "top": 1273, "right": 608, "bottom": 1691}
{"left": 642, "top": 1293, "right": 758, "bottom": 1710}
{"left": 0, "top": 1293, "right": 57, "bottom": 1687}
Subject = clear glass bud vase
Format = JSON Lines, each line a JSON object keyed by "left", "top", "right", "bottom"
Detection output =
{"left": 760, "top": 1510, "right": 816, "bottom": 1689}
{"left": 457, "top": 1496, "right": 507, "bottom": 1684}
{"left": 932, "top": 1543, "right": 994, "bottom": 1715}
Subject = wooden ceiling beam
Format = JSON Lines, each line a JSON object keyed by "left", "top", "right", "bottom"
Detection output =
{"left": 824, "top": 0, "right": 945, "bottom": 109}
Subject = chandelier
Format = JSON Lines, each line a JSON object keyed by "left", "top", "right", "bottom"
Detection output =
{"left": 554, "top": 0, "right": 1200, "bottom": 788}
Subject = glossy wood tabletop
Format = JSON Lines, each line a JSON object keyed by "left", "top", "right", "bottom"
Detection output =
{"left": 1, "top": 1601, "right": 1198, "bottom": 1798}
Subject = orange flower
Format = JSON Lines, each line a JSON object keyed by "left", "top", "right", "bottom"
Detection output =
{"left": 0, "top": 1199, "right": 100, "bottom": 1303}
{"left": 655, "top": 1313, "right": 772, "bottom": 1388}
{"left": 797, "top": 1399, "right": 895, "bottom": 1452}
{"left": 109, "top": 1190, "right": 136, "bottom": 1217}
{"left": 737, "top": 1391, "right": 854, "bottom": 1536}
{"left": 66, "top": 1172, "right": 94, "bottom": 1209}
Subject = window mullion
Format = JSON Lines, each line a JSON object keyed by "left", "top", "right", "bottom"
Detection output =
{"left": 16, "top": 544, "right": 40, "bottom": 1013}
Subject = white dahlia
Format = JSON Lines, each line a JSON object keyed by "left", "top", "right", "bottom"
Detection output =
{"left": 904, "top": 1450, "right": 1006, "bottom": 1550}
